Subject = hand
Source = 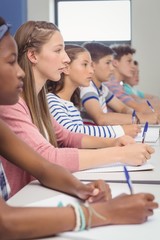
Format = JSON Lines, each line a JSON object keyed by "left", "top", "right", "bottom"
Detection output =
{"left": 122, "top": 124, "right": 141, "bottom": 138}
{"left": 137, "top": 112, "right": 160, "bottom": 124}
{"left": 90, "top": 193, "right": 158, "bottom": 226}
{"left": 114, "top": 135, "right": 135, "bottom": 146}
{"left": 120, "top": 143, "right": 155, "bottom": 166}
{"left": 76, "top": 180, "right": 112, "bottom": 203}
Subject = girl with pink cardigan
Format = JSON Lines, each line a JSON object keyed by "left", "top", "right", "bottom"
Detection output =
{"left": 0, "top": 20, "right": 154, "bottom": 197}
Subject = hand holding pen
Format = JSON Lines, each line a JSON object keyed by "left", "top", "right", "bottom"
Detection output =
{"left": 142, "top": 121, "right": 148, "bottom": 143}
{"left": 146, "top": 100, "right": 155, "bottom": 112}
{"left": 132, "top": 110, "right": 136, "bottom": 124}
{"left": 123, "top": 165, "right": 134, "bottom": 194}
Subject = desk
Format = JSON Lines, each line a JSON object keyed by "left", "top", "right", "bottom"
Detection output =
{"left": 8, "top": 180, "right": 160, "bottom": 240}
{"left": 73, "top": 145, "right": 160, "bottom": 184}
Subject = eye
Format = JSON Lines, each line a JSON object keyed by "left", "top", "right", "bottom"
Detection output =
{"left": 8, "top": 58, "right": 16, "bottom": 65}
{"left": 55, "top": 48, "right": 62, "bottom": 53}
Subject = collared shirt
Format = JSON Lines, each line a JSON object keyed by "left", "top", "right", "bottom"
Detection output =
{"left": 80, "top": 81, "right": 114, "bottom": 125}
{"left": 123, "top": 83, "right": 145, "bottom": 98}
{"left": 0, "top": 161, "right": 10, "bottom": 200}
{"left": 105, "top": 77, "right": 134, "bottom": 104}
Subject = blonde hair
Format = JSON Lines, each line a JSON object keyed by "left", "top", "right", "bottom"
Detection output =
{"left": 14, "top": 21, "right": 59, "bottom": 146}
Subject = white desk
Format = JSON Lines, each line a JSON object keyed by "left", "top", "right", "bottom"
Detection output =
{"left": 73, "top": 145, "right": 160, "bottom": 184}
{"left": 8, "top": 180, "right": 160, "bottom": 240}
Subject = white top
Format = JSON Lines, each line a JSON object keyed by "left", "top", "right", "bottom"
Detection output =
{"left": 80, "top": 81, "right": 114, "bottom": 125}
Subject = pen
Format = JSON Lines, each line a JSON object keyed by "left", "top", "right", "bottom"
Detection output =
{"left": 146, "top": 100, "right": 155, "bottom": 112}
{"left": 123, "top": 165, "right": 133, "bottom": 194}
{"left": 132, "top": 110, "right": 136, "bottom": 124}
{"left": 142, "top": 121, "right": 148, "bottom": 143}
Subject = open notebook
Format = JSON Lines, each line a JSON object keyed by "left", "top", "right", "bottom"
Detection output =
{"left": 135, "top": 126, "right": 160, "bottom": 143}
{"left": 75, "top": 162, "right": 154, "bottom": 174}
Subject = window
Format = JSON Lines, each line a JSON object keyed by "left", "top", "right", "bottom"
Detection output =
{"left": 55, "top": 0, "right": 131, "bottom": 45}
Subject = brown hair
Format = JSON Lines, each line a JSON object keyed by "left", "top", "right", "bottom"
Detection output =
{"left": 14, "top": 21, "right": 59, "bottom": 146}
{"left": 47, "top": 44, "right": 88, "bottom": 108}
{"left": 82, "top": 41, "right": 115, "bottom": 63}
{"left": 111, "top": 44, "right": 136, "bottom": 60}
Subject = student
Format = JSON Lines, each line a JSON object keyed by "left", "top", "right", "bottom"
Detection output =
{"left": 123, "top": 60, "right": 145, "bottom": 99}
{"left": 106, "top": 44, "right": 160, "bottom": 116}
{"left": 0, "top": 20, "right": 154, "bottom": 197}
{"left": 1, "top": 17, "right": 158, "bottom": 240}
{"left": 47, "top": 44, "right": 135, "bottom": 138}
{"left": 123, "top": 60, "right": 160, "bottom": 103}
{"left": 81, "top": 42, "right": 160, "bottom": 127}
{"left": 0, "top": 17, "right": 158, "bottom": 239}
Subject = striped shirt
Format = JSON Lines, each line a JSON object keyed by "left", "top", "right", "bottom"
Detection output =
{"left": 105, "top": 77, "right": 134, "bottom": 104}
{"left": 47, "top": 93, "right": 124, "bottom": 138}
{"left": 0, "top": 162, "right": 10, "bottom": 200}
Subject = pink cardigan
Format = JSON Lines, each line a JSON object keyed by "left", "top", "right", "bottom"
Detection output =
{"left": 0, "top": 98, "right": 84, "bottom": 197}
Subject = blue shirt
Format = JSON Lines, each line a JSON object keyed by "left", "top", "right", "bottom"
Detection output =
{"left": 0, "top": 162, "right": 10, "bottom": 200}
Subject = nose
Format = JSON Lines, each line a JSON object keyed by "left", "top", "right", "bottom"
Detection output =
{"left": 89, "top": 65, "right": 94, "bottom": 74}
{"left": 110, "top": 63, "right": 114, "bottom": 71}
{"left": 17, "top": 64, "right": 25, "bottom": 79}
{"left": 63, "top": 51, "right": 71, "bottom": 64}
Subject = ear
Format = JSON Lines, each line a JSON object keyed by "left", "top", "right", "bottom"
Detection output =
{"left": 27, "top": 48, "right": 38, "bottom": 64}
{"left": 112, "top": 59, "right": 119, "bottom": 68}
{"left": 91, "top": 61, "right": 96, "bottom": 71}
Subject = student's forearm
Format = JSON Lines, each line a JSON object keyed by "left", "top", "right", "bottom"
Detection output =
{"left": 78, "top": 147, "right": 122, "bottom": 170}
{"left": 39, "top": 161, "right": 84, "bottom": 196}
{"left": 96, "top": 113, "right": 132, "bottom": 125}
{"left": 80, "top": 135, "right": 119, "bottom": 149}
{"left": 0, "top": 202, "right": 76, "bottom": 239}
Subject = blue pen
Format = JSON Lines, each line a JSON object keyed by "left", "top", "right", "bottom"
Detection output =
{"left": 132, "top": 110, "right": 136, "bottom": 124}
{"left": 123, "top": 165, "right": 133, "bottom": 194}
{"left": 142, "top": 121, "right": 148, "bottom": 143}
{"left": 146, "top": 100, "right": 155, "bottom": 112}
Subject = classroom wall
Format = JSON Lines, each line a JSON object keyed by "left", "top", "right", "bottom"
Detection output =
{"left": 1, "top": 0, "right": 159, "bottom": 96}
{"left": 27, "top": 0, "right": 160, "bottom": 96}
{"left": 132, "top": 0, "right": 160, "bottom": 96}
{"left": 0, "top": 0, "right": 27, "bottom": 35}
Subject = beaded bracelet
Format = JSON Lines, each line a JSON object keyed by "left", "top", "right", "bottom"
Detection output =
{"left": 67, "top": 203, "right": 86, "bottom": 231}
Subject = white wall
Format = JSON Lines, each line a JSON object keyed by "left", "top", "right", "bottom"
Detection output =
{"left": 27, "top": 0, "right": 55, "bottom": 22}
{"left": 132, "top": 0, "right": 160, "bottom": 96}
{"left": 27, "top": 0, "right": 160, "bottom": 96}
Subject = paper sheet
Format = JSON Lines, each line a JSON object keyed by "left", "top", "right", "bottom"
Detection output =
{"left": 135, "top": 126, "right": 160, "bottom": 143}
{"left": 75, "top": 162, "right": 154, "bottom": 174}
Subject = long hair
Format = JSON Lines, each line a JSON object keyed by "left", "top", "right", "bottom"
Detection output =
{"left": 14, "top": 21, "right": 59, "bottom": 146}
{"left": 47, "top": 44, "right": 87, "bottom": 108}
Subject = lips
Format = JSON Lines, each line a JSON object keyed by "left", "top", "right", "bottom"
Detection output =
{"left": 17, "top": 81, "right": 23, "bottom": 92}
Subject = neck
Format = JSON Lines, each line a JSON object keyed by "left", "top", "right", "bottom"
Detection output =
{"left": 113, "top": 71, "right": 123, "bottom": 83}
{"left": 33, "top": 67, "right": 46, "bottom": 95}
{"left": 92, "top": 75, "right": 101, "bottom": 88}
{"left": 57, "top": 77, "right": 77, "bottom": 101}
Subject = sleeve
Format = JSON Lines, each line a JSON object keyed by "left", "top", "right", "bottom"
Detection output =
{"left": 47, "top": 93, "right": 124, "bottom": 138}
{"left": 80, "top": 84, "right": 99, "bottom": 106}
{"left": 137, "top": 89, "right": 145, "bottom": 98}
{"left": 106, "top": 80, "right": 135, "bottom": 104}
{"left": 0, "top": 99, "right": 81, "bottom": 172}
{"left": 123, "top": 83, "right": 133, "bottom": 95}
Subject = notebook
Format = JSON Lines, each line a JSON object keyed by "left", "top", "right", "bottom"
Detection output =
{"left": 75, "top": 162, "right": 154, "bottom": 174}
{"left": 135, "top": 126, "right": 159, "bottom": 143}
